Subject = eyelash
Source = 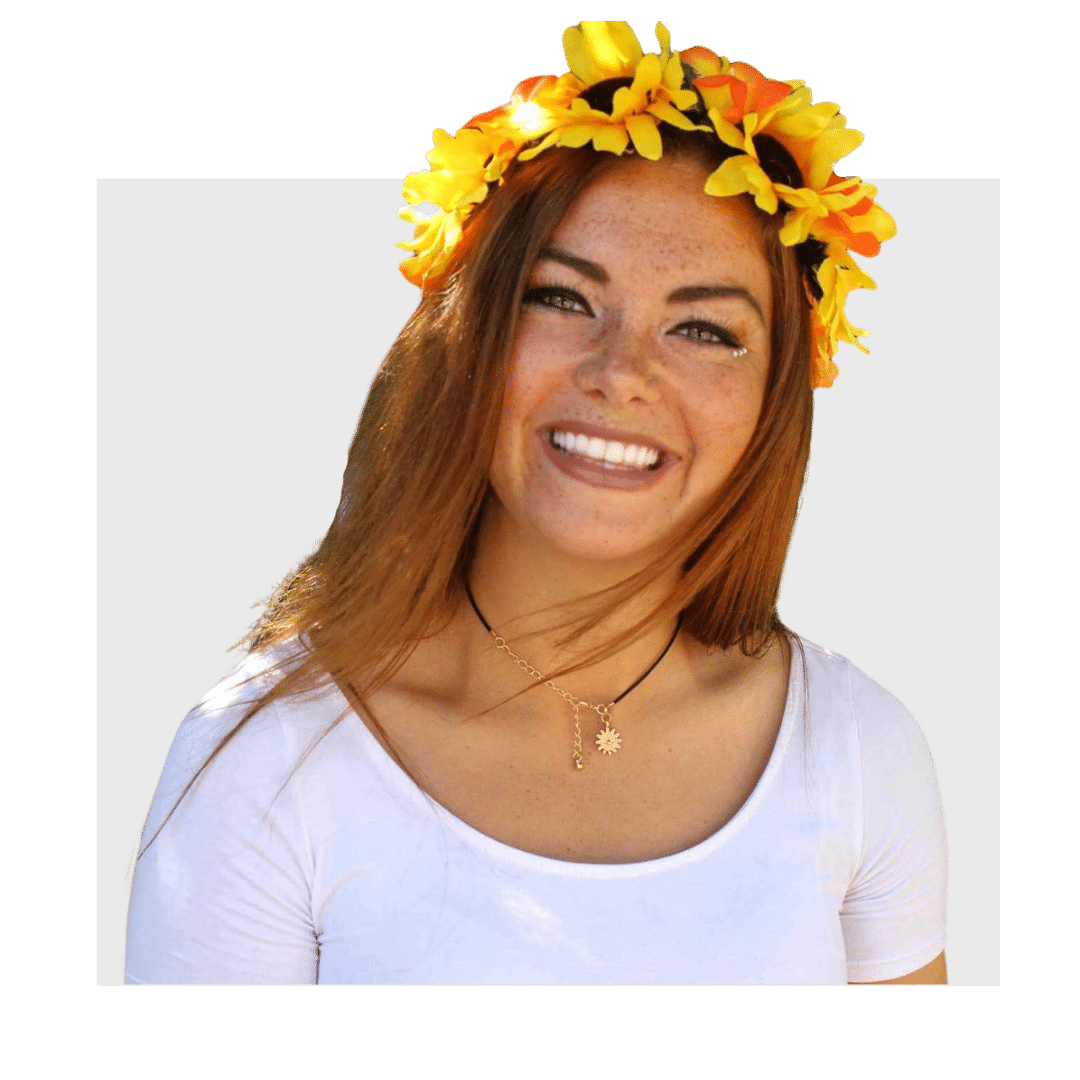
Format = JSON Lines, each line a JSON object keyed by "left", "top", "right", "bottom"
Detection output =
{"left": 676, "top": 321, "right": 746, "bottom": 351}
{"left": 522, "top": 285, "right": 592, "bottom": 315}
{"left": 522, "top": 284, "right": 748, "bottom": 354}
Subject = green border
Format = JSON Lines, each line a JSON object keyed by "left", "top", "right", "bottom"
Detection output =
{"left": 19, "top": 0, "right": 1062, "bottom": 1067}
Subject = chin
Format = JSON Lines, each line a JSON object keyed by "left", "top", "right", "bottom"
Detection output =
{"left": 531, "top": 520, "right": 670, "bottom": 567}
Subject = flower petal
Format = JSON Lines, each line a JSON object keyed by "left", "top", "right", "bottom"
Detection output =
{"left": 655, "top": 21, "right": 672, "bottom": 60}
{"left": 858, "top": 202, "right": 897, "bottom": 243}
{"left": 557, "top": 123, "right": 602, "bottom": 149}
{"left": 730, "top": 61, "right": 791, "bottom": 112}
{"left": 811, "top": 351, "right": 840, "bottom": 389}
{"left": 592, "top": 123, "right": 630, "bottom": 155}
{"left": 680, "top": 45, "right": 725, "bottom": 78}
{"left": 647, "top": 99, "right": 701, "bottom": 131}
{"left": 629, "top": 52, "right": 662, "bottom": 97}
{"left": 696, "top": 73, "right": 746, "bottom": 120}
{"left": 512, "top": 74, "right": 557, "bottom": 103}
{"left": 778, "top": 203, "right": 827, "bottom": 245}
{"left": 625, "top": 113, "right": 662, "bottom": 160}
{"left": 516, "top": 130, "right": 560, "bottom": 161}
{"left": 704, "top": 155, "right": 778, "bottom": 214}
{"left": 563, "top": 21, "right": 643, "bottom": 85}
{"left": 610, "top": 83, "right": 644, "bottom": 120}
{"left": 669, "top": 86, "right": 700, "bottom": 112}
{"left": 661, "top": 51, "right": 685, "bottom": 92}
{"left": 808, "top": 126, "right": 864, "bottom": 188}
{"left": 705, "top": 106, "right": 746, "bottom": 151}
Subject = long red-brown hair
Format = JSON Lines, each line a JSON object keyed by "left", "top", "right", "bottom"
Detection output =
{"left": 137, "top": 118, "right": 815, "bottom": 858}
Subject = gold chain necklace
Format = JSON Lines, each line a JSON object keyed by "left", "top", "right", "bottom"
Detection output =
{"left": 465, "top": 581, "right": 683, "bottom": 770}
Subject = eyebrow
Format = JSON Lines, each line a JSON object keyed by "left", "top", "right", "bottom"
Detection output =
{"left": 538, "top": 246, "right": 608, "bottom": 284}
{"left": 537, "top": 246, "right": 766, "bottom": 325}
{"left": 666, "top": 283, "right": 766, "bottom": 324}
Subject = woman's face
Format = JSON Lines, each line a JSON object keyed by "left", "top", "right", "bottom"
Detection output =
{"left": 487, "top": 153, "right": 774, "bottom": 567}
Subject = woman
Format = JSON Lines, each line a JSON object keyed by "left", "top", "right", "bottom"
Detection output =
{"left": 124, "top": 20, "right": 947, "bottom": 984}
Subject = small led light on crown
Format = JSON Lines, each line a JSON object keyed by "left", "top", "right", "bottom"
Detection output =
{"left": 511, "top": 102, "right": 549, "bottom": 135}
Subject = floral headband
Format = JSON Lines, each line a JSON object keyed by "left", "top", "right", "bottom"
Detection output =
{"left": 397, "top": 20, "right": 895, "bottom": 388}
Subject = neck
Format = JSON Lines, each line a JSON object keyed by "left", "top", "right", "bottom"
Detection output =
{"left": 462, "top": 498, "right": 689, "bottom": 710}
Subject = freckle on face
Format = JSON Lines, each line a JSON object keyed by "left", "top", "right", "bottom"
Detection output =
{"left": 485, "top": 154, "right": 773, "bottom": 567}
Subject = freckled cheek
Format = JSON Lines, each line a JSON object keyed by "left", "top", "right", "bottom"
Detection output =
{"left": 686, "top": 382, "right": 764, "bottom": 466}
{"left": 495, "top": 342, "right": 561, "bottom": 459}
{"left": 504, "top": 326, "right": 587, "bottom": 410}
{"left": 501, "top": 354, "right": 550, "bottom": 425}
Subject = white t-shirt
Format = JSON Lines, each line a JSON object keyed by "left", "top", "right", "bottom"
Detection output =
{"left": 124, "top": 635, "right": 947, "bottom": 985}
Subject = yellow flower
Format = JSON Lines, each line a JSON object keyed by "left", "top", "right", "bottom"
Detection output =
{"left": 519, "top": 21, "right": 704, "bottom": 163}
{"left": 812, "top": 246, "right": 878, "bottom": 374}
{"left": 695, "top": 62, "right": 803, "bottom": 214}
{"left": 397, "top": 126, "right": 517, "bottom": 286}
{"left": 401, "top": 127, "right": 512, "bottom": 213}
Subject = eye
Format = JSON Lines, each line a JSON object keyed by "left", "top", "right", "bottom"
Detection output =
{"left": 672, "top": 320, "right": 747, "bottom": 352}
{"left": 522, "top": 286, "right": 593, "bottom": 316}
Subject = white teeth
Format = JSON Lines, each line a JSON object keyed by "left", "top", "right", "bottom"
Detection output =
{"left": 550, "top": 430, "right": 661, "bottom": 469}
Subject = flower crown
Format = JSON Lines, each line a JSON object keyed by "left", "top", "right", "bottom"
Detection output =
{"left": 398, "top": 20, "right": 895, "bottom": 388}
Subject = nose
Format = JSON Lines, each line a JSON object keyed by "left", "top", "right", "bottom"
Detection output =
{"left": 572, "top": 323, "right": 663, "bottom": 405}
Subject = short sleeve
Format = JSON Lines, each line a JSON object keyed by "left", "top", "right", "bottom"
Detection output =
{"left": 125, "top": 682, "right": 319, "bottom": 985}
{"left": 840, "top": 667, "right": 948, "bottom": 983}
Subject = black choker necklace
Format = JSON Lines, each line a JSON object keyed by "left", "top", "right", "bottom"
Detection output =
{"left": 464, "top": 580, "right": 683, "bottom": 769}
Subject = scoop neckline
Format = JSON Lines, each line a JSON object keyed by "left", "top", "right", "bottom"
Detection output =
{"left": 335, "top": 634, "right": 803, "bottom": 880}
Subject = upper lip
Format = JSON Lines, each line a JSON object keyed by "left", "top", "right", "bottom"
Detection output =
{"left": 543, "top": 419, "right": 678, "bottom": 457}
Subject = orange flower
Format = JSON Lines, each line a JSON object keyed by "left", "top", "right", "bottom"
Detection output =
{"left": 695, "top": 62, "right": 793, "bottom": 127}
{"left": 777, "top": 175, "right": 896, "bottom": 256}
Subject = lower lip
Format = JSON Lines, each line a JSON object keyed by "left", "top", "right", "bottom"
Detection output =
{"left": 537, "top": 430, "right": 679, "bottom": 491}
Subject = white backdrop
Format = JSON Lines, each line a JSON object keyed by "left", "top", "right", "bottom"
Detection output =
{"left": 99, "top": 177, "right": 998, "bottom": 985}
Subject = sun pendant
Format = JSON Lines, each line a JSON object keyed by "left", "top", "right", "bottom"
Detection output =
{"left": 595, "top": 725, "right": 622, "bottom": 755}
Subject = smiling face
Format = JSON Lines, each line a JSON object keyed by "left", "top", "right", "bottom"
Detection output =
{"left": 485, "top": 152, "right": 774, "bottom": 569}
